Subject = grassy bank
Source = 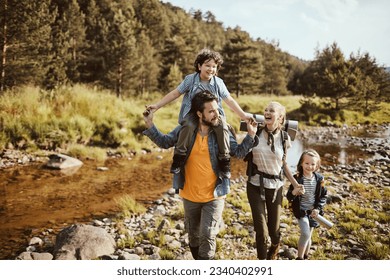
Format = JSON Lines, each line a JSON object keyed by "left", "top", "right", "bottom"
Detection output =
{"left": 0, "top": 85, "right": 388, "bottom": 160}
{"left": 110, "top": 175, "right": 390, "bottom": 260}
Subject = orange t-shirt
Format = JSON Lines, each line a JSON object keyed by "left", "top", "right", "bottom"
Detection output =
{"left": 179, "top": 133, "right": 217, "bottom": 203}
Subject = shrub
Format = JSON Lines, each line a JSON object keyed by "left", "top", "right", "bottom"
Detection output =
{"left": 115, "top": 195, "right": 146, "bottom": 217}
{"left": 159, "top": 249, "right": 175, "bottom": 260}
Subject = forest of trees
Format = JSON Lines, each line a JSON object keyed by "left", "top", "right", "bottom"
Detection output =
{"left": 1, "top": 0, "right": 389, "bottom": 114}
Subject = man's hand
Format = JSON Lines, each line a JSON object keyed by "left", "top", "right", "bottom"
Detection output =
{"left": 143, "top": 107, "right": 154, "bottom": 128}
{"left": 244, "top": 112, "right": 256, "bottom": 123}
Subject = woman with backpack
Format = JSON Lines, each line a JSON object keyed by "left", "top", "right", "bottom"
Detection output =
{"left": 245, "top": 101, "right": 302, "bottom": 260}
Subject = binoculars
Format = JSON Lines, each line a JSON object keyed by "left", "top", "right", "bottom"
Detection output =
{"left": 239, "top": 114, "right": 299, "bottom": 141}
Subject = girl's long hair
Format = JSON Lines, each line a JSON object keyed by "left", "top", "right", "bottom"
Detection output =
{"left": 296, "top": 149, "right": 321, "bottom": 177}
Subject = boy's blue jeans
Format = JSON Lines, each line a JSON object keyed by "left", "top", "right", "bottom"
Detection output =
{"left": 182, "top": 198, "right": 225, "bottom": 259}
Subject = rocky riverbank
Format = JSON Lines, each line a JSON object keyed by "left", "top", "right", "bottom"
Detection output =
{"left": 4, "top": 123, "right": 390, "bottom": 260}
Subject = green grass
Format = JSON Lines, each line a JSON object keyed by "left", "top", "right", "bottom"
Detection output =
{"left": 115, "top": 195, "right": 147, "bottom": 217}
{"left": 283, "top": 235, "right": 299, "bottom": 248}
{"left": 0, "top": 85, "right": 151, "bottom": 154}
{"left": 66, "top": 144, "right": 107, "bottom": 162}
{"left": 170, "top": 204, "right": 185, "bottom": 221}
{"left": 116, "top": 236, "right": 136, "bottom": 249}
{"left": 109, "top": 176, "right": 389, "bottom": 260}
{"left": 1, "top": 85, "right": 388, "bottom": 157}
{"left": 349, "top": 182, "right": 381, "bottom": 200}
{"left": 159, "top": 248, "right": 175, "bottom": 260}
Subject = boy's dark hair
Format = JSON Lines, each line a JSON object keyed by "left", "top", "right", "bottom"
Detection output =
{"left": 193, "top": 49, "right": 224, "bottom": 73}
{"left": 190, "top": 90, "right": 217, "bottom": 115}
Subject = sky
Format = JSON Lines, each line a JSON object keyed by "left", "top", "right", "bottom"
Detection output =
{"left": 163, "top": 0, "right": 390, "bottom": 67}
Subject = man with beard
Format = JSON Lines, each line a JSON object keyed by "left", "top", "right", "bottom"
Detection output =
{"left": 143, "top": 90, "right": 257, "bottom": 260}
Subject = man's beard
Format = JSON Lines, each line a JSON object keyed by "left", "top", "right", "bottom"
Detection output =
{"left": 201, "top": 116, "right": 219, "bottom": 127}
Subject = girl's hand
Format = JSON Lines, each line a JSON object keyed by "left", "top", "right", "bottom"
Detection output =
{"left": 311, "top": 209, "right": 319, "bottom": 218}
{"left": 292, "top": 184, "right": 305, "bottom": 196}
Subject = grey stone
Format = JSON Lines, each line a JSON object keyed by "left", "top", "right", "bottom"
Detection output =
{"left": 31, "top": 252, "right": 54, "bottom": 260}
{"left": 29, "top": 237, "right": 43, "bottom": 246}
{"left": 46, "top": 154, "right": 83, "bottom": 170}
{"left": 119, "top": 252, "right": 140, "bottom": 260}
{"left": 53, "top": 224, "right": 115, "bottom": 260}
{"left": 16, "top": 252, "right": 33, "bottom": 260}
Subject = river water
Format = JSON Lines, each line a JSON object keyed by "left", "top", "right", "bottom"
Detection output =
{"left": 0, "top": 126, "right": 388, "bottom": 259}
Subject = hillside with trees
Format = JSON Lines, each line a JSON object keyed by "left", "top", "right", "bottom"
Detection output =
{"left": 1, "top": 0, "right": 389, "bottom": 112}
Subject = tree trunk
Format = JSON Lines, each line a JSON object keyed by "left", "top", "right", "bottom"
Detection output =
{"left": 0, "top": 0, "right": 8, "bottom": 93}
{"left": 116, "top": 57, "right": 122, "bottom": 98}
{"left": 71, "top": 36, "right": 76, "bottom": 60}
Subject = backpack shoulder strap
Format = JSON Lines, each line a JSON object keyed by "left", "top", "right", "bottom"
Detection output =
{"left": 281, "top": 130, "right": 288, "bottom": 163}
{"left": 256, "top": 126, "right": 263, "bottom": 137}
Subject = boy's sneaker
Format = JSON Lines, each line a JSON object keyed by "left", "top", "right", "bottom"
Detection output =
{"left": 218, "top": 158, "right": 230, "bottom": 174}
{"left": 170, "top": 154, "right": 186, "bottom": 174}
{"left": 170, "top": 167, "right": 180, "bottom": 174}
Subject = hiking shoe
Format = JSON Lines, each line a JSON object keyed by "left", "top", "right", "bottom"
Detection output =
{"left": 170, "top": 167, "right": 181, "bottom": 174}
{"left": 170, "top": 154, "right": 186, "bottom": 174}
{"left": 189, "top": 246, "right": 199, "bottom": 260}
{"left": 219, "top": 171, "right": 231, "bottom": 179}
{"left": 266, "top": 243, "right": 280, "bottom": 260}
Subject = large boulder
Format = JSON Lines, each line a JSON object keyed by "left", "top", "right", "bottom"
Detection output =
{"left": 46, "top": 154, "right": 83, "bottom": 170}
{"left": 53, "top": 224, "right": 116, "bottom": 260}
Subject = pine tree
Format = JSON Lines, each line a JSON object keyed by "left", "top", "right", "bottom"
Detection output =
{"left": 260, "top": 40, "right": 290, "bottom": 96}
{"left": 134, "top": 0, "right": 170, "bottom": 50}
{"left": 167, "top": 62, "right": 183, "bottom": 91}
{"left": 130, "top": 30, "right": 159, "bottom": 97}
{"left": 301, "top": 42, "right": 354, "bottom": 110}
{"left": 45, "top": 0, "right": 86, "bottom": 89}
{"left": 79, "top": 0, "right": 137, "bottom": 96}
{"left": 221, "top": 27, "right": 263, "bottom": 97}
{"left": 0, "top": 0, "right": 54, "bottom": 90}
{"left": 349, "top": 52, "right": 389, "bottom": 115}
{"left": 78, "top": 0, "right": 104, "bottom": 83}
{"left": 106, "top": 0, "right": 137, "bottom": 97}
